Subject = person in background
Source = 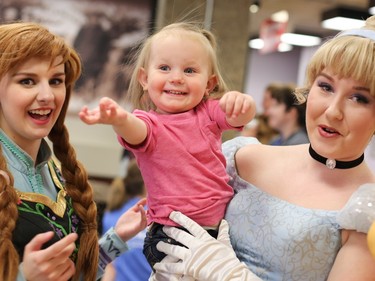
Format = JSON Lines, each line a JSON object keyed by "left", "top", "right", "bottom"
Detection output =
{"left": 101, "top": 159, "right": 151, "bottom": 281}
{"left": 261, "top": 83, "right": 275, "bottom": 113}
{"left": 117, "top": 149, "right": 135, "bottom": 178}
{"left": 266, "top": 82, "right": 309, "bottom": 145}
{"left": 241, "top": 84, "right": 279, "bottom": 144}
{"left": 153, "top": 15, "right": 375, "bottom": 281}
{"left": 0, "top": 22, "right": 147, "bottom": 281}
{"left": 240, "top": 114, "right": 277, "bottom": 144}
{"left": 79, "top": 21, "right": 256, "bottom": 279}
{"left": 73, "top": 12, "right": 111, "bottom": 95}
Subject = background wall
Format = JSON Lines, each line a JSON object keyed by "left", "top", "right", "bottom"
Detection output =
{"left": 65, "top": 115, "right": 123, "bottom": 178}
{"left": 244, "top": 47, "right": 301, "bottom": 112}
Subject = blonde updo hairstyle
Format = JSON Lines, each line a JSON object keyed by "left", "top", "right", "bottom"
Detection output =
{"left": 295, "top": 16, "right": 375, "bottom": 104}
{"left": 0, "top": 22, "right": 98, "bottom": 281}
{"left": 127, "top": 22, "right": 228, "bottom": 111}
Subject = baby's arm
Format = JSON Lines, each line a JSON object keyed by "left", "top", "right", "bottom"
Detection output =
{"left": 79, "top": 97, "right": 147, "bottom": 145}
{"left": 219, "top": 91, "right": 256, "bottom": 127}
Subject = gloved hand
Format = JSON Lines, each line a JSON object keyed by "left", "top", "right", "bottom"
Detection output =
{"left": 154, "top": 211, "right": 262, "bottom": 281}
{"left": 148, "top": 255, "right": 195, "bottom": 281}
{"left": 216, "top": 218, "right": 231, "bottom": 247}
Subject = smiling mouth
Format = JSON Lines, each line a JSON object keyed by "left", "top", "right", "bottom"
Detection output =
{"left": 164, "top": 90, "right": 186, "bottom": 95}
{"left": 28, "top": 109, "right": 52, "bottom": 120}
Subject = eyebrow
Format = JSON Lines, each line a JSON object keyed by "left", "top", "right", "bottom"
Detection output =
{"left": 13, "top": 71, "right": 66, "bottom": 77}
{"left": 318, "top": 72, "right": 333, "bottom": 81}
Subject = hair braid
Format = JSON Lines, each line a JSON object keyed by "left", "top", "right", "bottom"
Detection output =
{"left": 49, "top": 117, "right": 98, "bottom": 281}
{"left": 0, "top": 145, "right": 19, "bottom": 281}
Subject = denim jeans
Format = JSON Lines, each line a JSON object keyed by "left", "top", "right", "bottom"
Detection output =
{"left": 143, "top": 222, "right": 218, "bottom": 271}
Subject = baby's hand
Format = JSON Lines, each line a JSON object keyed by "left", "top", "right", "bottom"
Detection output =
{"left": 219, "top": 91, "right": 254, "bottom": 119}
{"left": 79, "top": 97, "right": 128, "bottom": 126}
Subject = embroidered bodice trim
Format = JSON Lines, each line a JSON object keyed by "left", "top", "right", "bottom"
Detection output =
{"left": 16, "top": 161, "right": 67, "bottom": 217}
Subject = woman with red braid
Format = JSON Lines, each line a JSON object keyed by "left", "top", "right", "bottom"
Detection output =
{"left": 0, "top": 22, "right": 147, "bottom": 281}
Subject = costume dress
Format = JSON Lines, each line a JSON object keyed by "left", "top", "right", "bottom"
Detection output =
{"left": 0, "top": 130, "right": 128, "bottom": 281}
{"left": 223, "top": 136, "right": 375, "bottom": 281}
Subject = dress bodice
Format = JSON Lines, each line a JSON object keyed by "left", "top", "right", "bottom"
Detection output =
{"left": 223, "top": 137, "right": 375, "bottom": 281}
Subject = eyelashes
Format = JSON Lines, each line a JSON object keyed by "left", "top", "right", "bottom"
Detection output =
{"left": 316, "top": 80, "right": 370, "bottom": 104}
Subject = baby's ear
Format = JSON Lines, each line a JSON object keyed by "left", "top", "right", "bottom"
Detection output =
{"left": 138, "top": 67, "right": 148, "bottom": 90}
{"left": 205, "top": 74, "right": 217, "bottom": 95}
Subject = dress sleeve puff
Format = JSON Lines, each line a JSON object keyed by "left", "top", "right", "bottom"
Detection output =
{"left": 222, "top": 136, "right": 260, "bottom": 192}
{"left": 337, "top": 183, "right": 375, "bottom": 233}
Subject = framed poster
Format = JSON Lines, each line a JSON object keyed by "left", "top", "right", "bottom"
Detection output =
{"left": 0, "top": 0, "right": 157, "bottom": 112}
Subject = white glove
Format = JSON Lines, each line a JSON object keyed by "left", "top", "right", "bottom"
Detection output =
{"left": 154, "top": 211, "right": 262, "bottom": 281}
{"left": 148, "top": 254, "right": 195, "bottom": 281}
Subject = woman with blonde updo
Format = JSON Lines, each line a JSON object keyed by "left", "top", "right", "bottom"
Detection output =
{"left": 0, "top": 22, "right": 146, "bottom": 281}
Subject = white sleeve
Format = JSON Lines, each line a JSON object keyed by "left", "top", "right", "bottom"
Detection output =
{"left": 337, "top": 183, "right": 375, "bottom": 233}
{"left": 222, "top": 137, "right": 260, "bottom": 192}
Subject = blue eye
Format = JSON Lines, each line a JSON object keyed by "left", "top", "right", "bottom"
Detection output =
{"left": 185, "top": 68, "right": 195, "bottom": 74}
{"left": 160, "top": 65, "right": 169, "bottom": 71}
{"left": 351, "top": 94, "right": 369, "bottom": 104}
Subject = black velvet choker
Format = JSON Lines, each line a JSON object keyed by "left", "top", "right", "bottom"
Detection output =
{"left": 308, "top": 144, "right": 364, "bottom": 169}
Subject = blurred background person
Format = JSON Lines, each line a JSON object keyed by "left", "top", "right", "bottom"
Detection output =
{"left": 101, "top": 159, "right": 151, "bottom": 281}
{"left": 73, "top": 11, "right": 111, "bottom": 96}
{"left": 262, "top": 83, "right": 277, "bottom": 114}
{"left": 266, "top": 82, "right": 309, "bottom": 145}
{"left": 241, "top": 113, "right": 278, "bottom": 144}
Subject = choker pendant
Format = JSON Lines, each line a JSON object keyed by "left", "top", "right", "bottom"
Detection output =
{"left": 309, "top": 145, "right": 364, "bottom": 169}
{"left": 325, "top": 158, "right": 336, "bottom": 169}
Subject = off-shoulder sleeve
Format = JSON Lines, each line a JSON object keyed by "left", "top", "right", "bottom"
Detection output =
{"left": 222, "top": 136, "right": 260, "bottom": 191}
{"left": 337, "top": 183, "right": 375, "bottom": 233}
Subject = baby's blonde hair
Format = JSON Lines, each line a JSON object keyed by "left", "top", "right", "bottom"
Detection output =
{"left": 127, "top": 22, "right": 228, "bottom": 111}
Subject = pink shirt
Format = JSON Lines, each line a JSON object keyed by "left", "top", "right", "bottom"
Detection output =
{"left": 119, "top": 99, "right": 240, "bottom": 226}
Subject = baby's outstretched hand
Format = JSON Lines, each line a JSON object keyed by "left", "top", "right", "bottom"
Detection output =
{"left": 79, "top": 97, "right": 128, "bottom": 126}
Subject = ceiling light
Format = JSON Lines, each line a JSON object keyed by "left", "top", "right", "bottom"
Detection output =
{"left": 280, "top": 33, "right": 321, "bottom": 47}
{"left": 249, "top": 38, "right": 264, "bottom": 49}
{"left": 271, "top": 10, "right": 289, "bottom": 23}
{"left": 248, "top": 38, "right": 293, "bottom": 52}
{"left": 249, "top": 0, "right": 260, "bottom": 14}
{"left": 321, "top": 6, "right": 370, "bottom": 30}
{"left": 278, "top": 42, "right": 293, "bottom": 52}
{"left": 369, "top": 0, "right": 375, "bottom": 14}
{"left": 249, "top": 30, "right": 320, "bottom": 52}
